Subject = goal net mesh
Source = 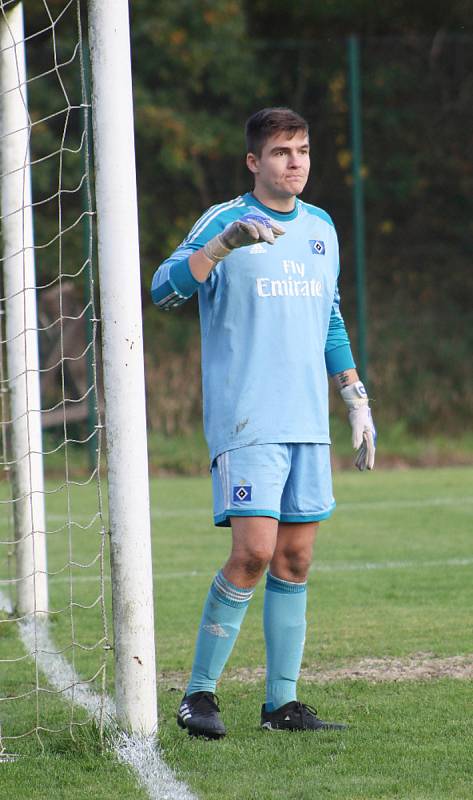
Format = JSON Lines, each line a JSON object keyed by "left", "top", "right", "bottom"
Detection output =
{"left": 0, "top": 0, "right": 111, "bottom": 756}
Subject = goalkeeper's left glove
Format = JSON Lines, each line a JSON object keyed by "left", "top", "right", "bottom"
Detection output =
{"left": 340, "top": 381, "right": 376, "bottom": 471}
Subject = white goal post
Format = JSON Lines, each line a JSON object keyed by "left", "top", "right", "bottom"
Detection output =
{"left": 87, "top": 0, "right": 157, "bottom": 734}
{"left": 0, "top": 1, "right": 48, "bottom": 618}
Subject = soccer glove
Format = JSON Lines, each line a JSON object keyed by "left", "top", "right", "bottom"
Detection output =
{"left": 340, "top": 381, "right": 376, "bottom": 471}
{"left": 203, "top": 212, "right": 285, "bottom": 264}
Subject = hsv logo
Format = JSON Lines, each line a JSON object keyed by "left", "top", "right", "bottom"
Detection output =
{"left": 232, "top": 485, "right": 252, "bottom": 502}
{"left": 310, "top": 240, "right": 325, "bottom": 255}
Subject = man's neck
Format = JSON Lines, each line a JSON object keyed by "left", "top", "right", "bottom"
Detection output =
{"left": 251, "top": 188, "right": 296, "bottom": 213}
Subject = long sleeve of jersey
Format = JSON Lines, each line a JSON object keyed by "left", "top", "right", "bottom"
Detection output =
{"left": 151, "top": 193, "right": 356, "bottom": 462}
{"left": 151, "top": 197, "right": 248, "bottom": 309}
{"left": 324, "top": 281, "right": 356, "bottom": 376}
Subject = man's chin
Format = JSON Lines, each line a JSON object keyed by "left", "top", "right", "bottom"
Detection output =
{"left": 282, "top": 182, "right": 307, "bottom": 197}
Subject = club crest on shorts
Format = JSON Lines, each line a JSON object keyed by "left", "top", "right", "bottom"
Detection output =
{"left": 309, "top": 239, "right": 325, "bottom": 255}
{"left": 232, "top": 484, "right": 252, "bottom": 502}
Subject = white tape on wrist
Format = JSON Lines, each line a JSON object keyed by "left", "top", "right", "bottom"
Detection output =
{"left": 203, "top": 234, "right": 232, "bottom": 264}
{"left": 340, "top": 381, "right": 369, "bottom": 409}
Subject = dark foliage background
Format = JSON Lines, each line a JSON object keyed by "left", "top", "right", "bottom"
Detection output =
{"left": 16, "top": 1, "right": 473, "bottom": 440}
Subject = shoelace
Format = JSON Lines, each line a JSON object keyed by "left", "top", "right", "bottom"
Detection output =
{"left": 294, "top": 702, "right": 318, "bottom": 728}
{"left": 194, "top": 692, "right": 220, "bottom": 713}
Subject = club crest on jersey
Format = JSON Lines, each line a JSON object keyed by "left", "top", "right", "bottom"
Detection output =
{"left": 310, "top": 240, "right": 325, "bottom": 255}
{"left": 232, "top": 484, "right": 252, "bottom": 502}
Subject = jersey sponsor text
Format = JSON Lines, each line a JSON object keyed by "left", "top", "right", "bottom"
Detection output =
{"left": 256, "top": 276, "right": 322, "bottom": 298}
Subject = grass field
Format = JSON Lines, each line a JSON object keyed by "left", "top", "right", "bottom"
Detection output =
{"left": 0, "top": 465, "right": 472, "bottom": 798}
{"left": 144, "top": 422, "right": 473, "bottom": 474}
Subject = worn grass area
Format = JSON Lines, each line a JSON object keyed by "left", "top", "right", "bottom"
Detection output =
{"left": 0, "top": 466, "right": 472, "bottom": 798}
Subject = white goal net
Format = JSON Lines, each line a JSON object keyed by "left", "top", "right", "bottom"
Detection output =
{"left": 0, "top": 4, "right": 197, "bottom": 798}
{"left": 0, "top": 0, "right": 110, "bottom": 755}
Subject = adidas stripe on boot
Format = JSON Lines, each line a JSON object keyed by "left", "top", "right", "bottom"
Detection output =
{"left": 177, "top": 692, "right": 226, "bottom": 739}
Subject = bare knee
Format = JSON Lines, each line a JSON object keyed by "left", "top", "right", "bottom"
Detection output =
{"left": 224, "top": 517, "right": 278, "bottom": 587}
{"left": 271, "top": 523, "right": 318, "bottom": 582}
{"left": 224, "top": 543, "right": 274, "bottom": 585}
{"left": 286, "top": 553, "right": 312, "bottom": 581}
{"left": 272, "top": 547, "right": 311, "bottom": 581}
{"left": 232, "top": 544, "right": 273, "bottom": 577}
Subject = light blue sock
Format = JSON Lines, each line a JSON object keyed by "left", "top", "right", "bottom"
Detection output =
{"left": 264, "top": 571, "right": 307, "bottom": 711}
{"left": 186, "top": 571, "right": 254, "bottom": 696}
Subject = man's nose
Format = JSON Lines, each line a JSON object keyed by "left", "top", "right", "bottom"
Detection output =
{"left": 287, "top": 153, "right": 301, "bottom": 167}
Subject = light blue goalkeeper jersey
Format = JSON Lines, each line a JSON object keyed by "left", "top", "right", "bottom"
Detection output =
{"left": 151, "top": 192, "right": 355, "bottom": 463}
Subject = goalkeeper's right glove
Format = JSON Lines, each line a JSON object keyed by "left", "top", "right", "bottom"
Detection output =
{"left": 340, "top": 381, "right": 376, "bottom": 471}
{"left": 203, "top": 212, "right": 285, "bottom": 264}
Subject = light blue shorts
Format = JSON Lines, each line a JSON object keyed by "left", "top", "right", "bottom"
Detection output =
{"left": 211, "top": 443, "right": 335, "bottom": 527}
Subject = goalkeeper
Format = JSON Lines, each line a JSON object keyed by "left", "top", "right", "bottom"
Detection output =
{"left": 151, "top": 107, "right": 376, "bottom": 739}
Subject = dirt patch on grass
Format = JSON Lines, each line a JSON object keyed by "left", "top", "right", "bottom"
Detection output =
{"left": 161, "top": 653, "right": 473, "bottom": 690}
{"left": 301, "top": 653, "right": 473, "bottom": 683}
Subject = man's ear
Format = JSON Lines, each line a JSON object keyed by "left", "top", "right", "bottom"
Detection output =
{"left": 246, "top": 152, "right": 259, "bottom": 174}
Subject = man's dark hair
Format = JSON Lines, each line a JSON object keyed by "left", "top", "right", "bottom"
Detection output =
{"left": 245, "top": 107, "right": 309, "bottom": 156}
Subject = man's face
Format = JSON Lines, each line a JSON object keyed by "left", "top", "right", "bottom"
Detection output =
{"left": 247, "top": 130, "right": 310, "bottom": 203}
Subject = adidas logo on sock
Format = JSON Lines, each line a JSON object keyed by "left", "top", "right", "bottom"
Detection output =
{"left": 203, "top": 623, "right": 229, "bottom": 638}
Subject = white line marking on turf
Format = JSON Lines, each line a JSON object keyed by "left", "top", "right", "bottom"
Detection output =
{"left": 312, "top": 556, "right": 473, "bottom": 573}
{"left": 336, "top": 495, "right": 473, "bottom": 511}
{"left": 13, "top": 557, "right": 473, "bottom": 585}
{"left": 0, "top": 494, "right": 471, "bottom": 528}
{"left": 2, "top": 555, "right": 467, "bottom": 588}
{"left": 146, "top": 556, "right": 473, "bottom": 580}
{"left": 114, "top": 732, "right": 197, "bottom": 800}
{"left": 18, "top": 616, "right": 116, "bottom": 720}
{"left": 0, "top": 590, "right": 196, "bottom": 800}
{"left": 147, "top": 495, "right": 473, "bottom": 518}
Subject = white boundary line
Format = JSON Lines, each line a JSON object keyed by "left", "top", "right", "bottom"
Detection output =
{"left": 113, "top": 732, "right": 197, "bottom": 800}
{"left": 0, "top": 492, "right": 471, "bottom": 527}
{"left": 18, "top": 616, "right": 116, "bottom": 720}
{"left": 0, "top": 590, "right": 197, "bottom": 800}
{"left": 154, "top": 493, "right": 473, "bottom": 515}
{"left": 0, "top": 555, "right": 469, "bottom": 587}
{"left": 1, "top": 489, "right": 472, "bottom": 790}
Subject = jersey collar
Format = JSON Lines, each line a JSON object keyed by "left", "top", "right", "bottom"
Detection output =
{"left": 243, "top": 192, "right": 299, "bottom": 222}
